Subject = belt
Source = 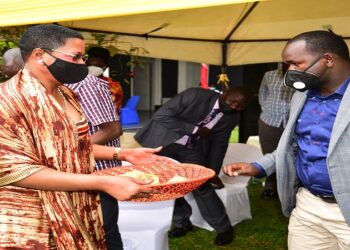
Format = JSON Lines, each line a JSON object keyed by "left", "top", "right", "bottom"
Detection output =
{"left": 298, "top": 181, "right": 337, "bottom": 203}
{"left": 315, "top": 194, "right": 337, "bottom": 203}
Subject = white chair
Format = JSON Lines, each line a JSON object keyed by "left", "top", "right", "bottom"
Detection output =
{"left": 118, "top": 200, "right": 175, "bottom": 250}
{"left": 118, "top": 161, "right": 175, "bottom": 250}
{"left": 185, "top": 143, "right": 263, "bottom": 231}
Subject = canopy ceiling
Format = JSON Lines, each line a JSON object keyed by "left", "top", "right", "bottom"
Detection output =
{"left": 1, "top": 0, "right": 350, "bottom": 66}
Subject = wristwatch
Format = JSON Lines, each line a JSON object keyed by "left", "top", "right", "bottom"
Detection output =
{"left": 112, "top": 147, "right": 122, "bottom": 161}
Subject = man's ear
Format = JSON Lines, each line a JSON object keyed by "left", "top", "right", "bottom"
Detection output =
{"left": 324, "top": 53, "right": 335, "bottom": 67}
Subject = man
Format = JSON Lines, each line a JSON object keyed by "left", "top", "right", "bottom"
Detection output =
{"left": 1, "top": 47, "right": 24, "bottom": 78}
{"left": 258, "top": 64, "right": 294, "bottom": 199}
{"left": 67, "top": 74, "right": 123, "bottom": 250}
{"left": 135, "top": 86, "right": 250, "bottom": 246}
{"left": 86, "top": 46, "right": 124, "bottom": 114}
{"left": 223, "top": 30, "right": 350, "bottom": 249}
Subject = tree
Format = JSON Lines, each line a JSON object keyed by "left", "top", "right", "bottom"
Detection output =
{"left": 0, "top": 25, "right": 148, "bottom": 82}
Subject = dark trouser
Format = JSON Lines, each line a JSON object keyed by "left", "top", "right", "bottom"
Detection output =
{"left": 160, "top": 143, "right": 231, "bottom": 233}
{"left": 100, "top": 192, "right": 123, "bottom": 250}
{"left": 258, "top": 119, "right": 284, "bottom": 190}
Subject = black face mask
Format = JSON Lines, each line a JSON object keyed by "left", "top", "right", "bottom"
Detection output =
{"left": 219, "top": 99, "right": 237, "bottom": 114}
{"left": 46, "top": 56, "right": 88, "bottom": 84}
{"left": 283, "top": 56, "right": 325, "bottom": 92}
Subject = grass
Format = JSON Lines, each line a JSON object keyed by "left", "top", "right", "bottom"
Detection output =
{"left": 169, "top": 178, "right": 289, "bottom": 250}
{"left": 229, "top": 126, "right": 239, "bottom": 143}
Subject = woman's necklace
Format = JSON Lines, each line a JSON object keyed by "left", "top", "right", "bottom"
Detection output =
{"left": 57, "top": 88, "right": 68, "bottom": 113}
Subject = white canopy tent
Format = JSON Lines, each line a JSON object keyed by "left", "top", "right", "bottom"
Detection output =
{"left": 1, "top": 0, "right": 350, "bottom": 66}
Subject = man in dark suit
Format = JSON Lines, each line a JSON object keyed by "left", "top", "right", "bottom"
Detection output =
{"left": 135, "top": 86, "right": 250, "bottom": 246}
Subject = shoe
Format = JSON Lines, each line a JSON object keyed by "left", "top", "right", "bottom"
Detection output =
{"left": 168, "top": 223, "right": 193, "bottom": 238}
{"left": 261, "top": 189, "right": 278, "bottom": 200}
{"left": 214, "top": 226, "right": 234, "bottom": 246}
{"left": 209, "top": 175, "right": 225, "bottom": 189}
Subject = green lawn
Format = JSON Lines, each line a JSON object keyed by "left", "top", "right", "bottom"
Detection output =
{"left": 169, "top": 178, "right": 289, "bottom": 250}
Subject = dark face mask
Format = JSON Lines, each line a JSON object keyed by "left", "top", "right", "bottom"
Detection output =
{"left": 219, "top": 99, "right": 237, "bottom": 114}
{"left": 283, "top": 55, "right": 325, "bottom": 92}
{"left": 46, "top": 56, "right": 88, "bottom": 84}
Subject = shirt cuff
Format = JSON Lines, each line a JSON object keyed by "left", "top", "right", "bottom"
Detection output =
{"left": 251, "top": 162, "right": 267, "bottom": 178}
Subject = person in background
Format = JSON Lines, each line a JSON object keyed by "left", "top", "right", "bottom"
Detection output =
{"left": 223, "top": 30, "right": 350, "bottom": 249}
{"left": 1, "top": 47, "right": 24, "bottom": 78}
{"left": 86, "top": 46, "right": 124, "bottom": 114}
{"left": 0, "top": 24, "right": 170, "bottom": 249}
{"left": 67, "top": 74, "right": 123, "bottom": 249}
{"left": 258, "top": 63, "right": 295, "bottom": 199}
{"left": 135, "top": 86, "right": 251, "bottom": 246}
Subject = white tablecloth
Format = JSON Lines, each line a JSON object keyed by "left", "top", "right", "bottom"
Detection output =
{"left": 118, "top": 200, "right": 175, "bottom": 250}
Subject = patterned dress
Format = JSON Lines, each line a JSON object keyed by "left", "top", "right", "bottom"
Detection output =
{"left": 0, "top": 69, "right": 106, "bottom": 249}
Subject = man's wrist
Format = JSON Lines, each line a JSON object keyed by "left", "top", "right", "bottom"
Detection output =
{"left": 251, "top": 162, "right": 267, "bottom": 178}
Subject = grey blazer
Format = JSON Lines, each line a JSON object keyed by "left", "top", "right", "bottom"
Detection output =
{"left": 256, "top": 85, "right": 350, "bottom": 226}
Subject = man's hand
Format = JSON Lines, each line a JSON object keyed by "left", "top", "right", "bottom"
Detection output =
{"left": 196, "top": 127, "right": 212, "bottom": 138}
{"left": 119, "top": 147, "right": 173, "bottom": 165}
{"left": 222, "top": 162, "right": 260, "bottom": 177}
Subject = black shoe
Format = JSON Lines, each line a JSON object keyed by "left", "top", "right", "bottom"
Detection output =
{"left": 261, "top": 189, "right": 278, "bottom": 200}
{"left": 214, "top": 226, "right": 234, "bottom": 246}
{"left": 209, "top": 175, "right": 225, "bottom": 189}
{"left": 168, "top": 223, "right": 193, "bottom": 238}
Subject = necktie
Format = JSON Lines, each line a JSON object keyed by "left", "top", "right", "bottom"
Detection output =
{"left": 186, "top": 108, "right": 221, "bottom": 148}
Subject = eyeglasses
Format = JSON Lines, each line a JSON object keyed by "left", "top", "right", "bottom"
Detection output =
{"left": 42, "top": 48, "right": 88, "bottom": 62}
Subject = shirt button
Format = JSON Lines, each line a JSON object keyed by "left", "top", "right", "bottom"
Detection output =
{"left": 322, "top": 100, "right": 326, "bottom": 103}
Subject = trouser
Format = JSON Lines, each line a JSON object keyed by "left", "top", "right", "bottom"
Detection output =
{"left": 258, "top": 119, "right": 284, "bottom": 190}
{"left": 100, "top": 192, "right": 123, "bottom": 250}
{"left": 160, "top": 143, "right": 232, "bottom": 233}
{"left": 288, "top": 188, "right": 350, "bottom": 250}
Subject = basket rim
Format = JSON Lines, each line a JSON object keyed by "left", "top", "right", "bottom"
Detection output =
{"left": 95, "top": 163, "right": 215, "bottom": 187}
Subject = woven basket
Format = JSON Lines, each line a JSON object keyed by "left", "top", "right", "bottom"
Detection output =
{"left": 95, "top": 163, "right": 215, "bottom": 202}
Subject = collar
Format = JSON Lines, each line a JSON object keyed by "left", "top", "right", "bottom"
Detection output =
{"left": 307, "top": 76, "right": 350, "bottom": 98}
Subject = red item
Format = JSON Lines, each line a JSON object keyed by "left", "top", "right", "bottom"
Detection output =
{"left": 200, "top": 63, "right": 209, "bottom": 89}
{"left": 101, "top": 76, "right": 124, "bottom": 115}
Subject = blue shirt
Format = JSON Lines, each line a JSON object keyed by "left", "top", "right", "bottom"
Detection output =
{"left": 295, "top": 79, "right": 350, "bottom": 196}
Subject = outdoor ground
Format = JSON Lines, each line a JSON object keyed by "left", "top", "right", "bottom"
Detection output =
{"left": 169, "top": 178, "right": 289, "bottom": 250}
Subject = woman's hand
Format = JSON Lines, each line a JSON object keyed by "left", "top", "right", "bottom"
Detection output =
{"left": 119, "top": 146, "right": 173, "bottom": 165}
{"left": 100, "top": 175, "right": 155, "bottom": 201}
{"left": 222, "top": 162, "right": 260, "bottom": 177}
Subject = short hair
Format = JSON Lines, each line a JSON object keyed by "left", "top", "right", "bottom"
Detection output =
{"left": 87, "top": 47, "right": 110, "bottom": 64}
{"left": 19, "top": 24, "right": 84, "bottom": 61}
{"left": 288, "top": 30, "right": 349, "bottom": 60}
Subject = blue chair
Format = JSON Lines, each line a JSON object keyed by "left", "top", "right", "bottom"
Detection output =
{"left": 121, "top": 96, "right": 140, "bottom": 125}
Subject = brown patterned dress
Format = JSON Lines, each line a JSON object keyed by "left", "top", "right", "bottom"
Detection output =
{"left": 0, "top": 69, "right": 106, "bottom": 249}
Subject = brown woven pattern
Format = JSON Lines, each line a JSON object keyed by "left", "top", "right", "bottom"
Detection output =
{"left": 95, "top": 163, "right": 215, "bottom": 202}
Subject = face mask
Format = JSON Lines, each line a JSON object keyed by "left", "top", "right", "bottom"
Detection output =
{"left": 283, "top": 55, "right": 325, "bottom": 92}
{"left": 219, "top": 99, "right": 236, "bottom": 114}
{"left": 88, "top": 65, "right": 104, "bottom": 77}
{"left": 46, "top": 56, "right": 88, "bottom": 84}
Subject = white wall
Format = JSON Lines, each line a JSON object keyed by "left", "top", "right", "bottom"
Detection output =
{"left": 133, "top": 59, "right": 201, "bottom": 111}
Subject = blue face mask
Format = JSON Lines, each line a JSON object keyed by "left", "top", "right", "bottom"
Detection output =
{"left": 283, "top": 55, "right": 325, "bottom": 92}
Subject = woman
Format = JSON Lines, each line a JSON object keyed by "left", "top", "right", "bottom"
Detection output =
{"left": 0, "top": 24, "right": 167, "bottom": 249}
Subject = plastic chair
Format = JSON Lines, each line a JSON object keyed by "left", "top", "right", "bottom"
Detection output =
{"left": 121, "top": 96, "right": 140, "bottom": 125}
{"left": 185, "top": 143, "right": 263, "bottom": 231}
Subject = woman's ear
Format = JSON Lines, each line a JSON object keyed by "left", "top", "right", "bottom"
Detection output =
{"left": 31, "top": 48, "right": 45, "bottom": 62}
